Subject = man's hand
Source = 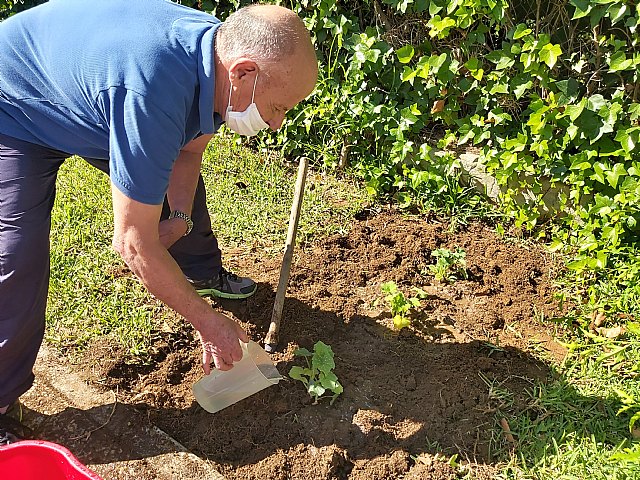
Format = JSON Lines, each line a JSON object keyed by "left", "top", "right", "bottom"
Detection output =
{"left": 158, "top": 217, "right": 189, "bottom": 249}
{"left": 196, "top": 311, "right": 249, "bottom": 374}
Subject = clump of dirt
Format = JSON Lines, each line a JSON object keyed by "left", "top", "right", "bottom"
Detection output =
{"left": 87, "top": 208, "right": 566, "bottom": 480}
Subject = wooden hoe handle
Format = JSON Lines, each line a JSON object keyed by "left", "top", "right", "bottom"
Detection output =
{"left": 264, "top": 157, "right": 309, "bottom": 353}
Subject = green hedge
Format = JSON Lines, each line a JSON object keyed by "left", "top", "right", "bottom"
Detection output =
{"left": 262, "top": 0, "right": 639, "bottom": 305}
{"left": 262, "top": 0, "right": 639, "bottom": 315}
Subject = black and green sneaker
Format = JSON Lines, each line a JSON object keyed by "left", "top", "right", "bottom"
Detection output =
{"left": 0, "top": 402, "right": 27, "bottom": 445}
{"left": 190, "top": 267, "right": 257, "bottom": 300}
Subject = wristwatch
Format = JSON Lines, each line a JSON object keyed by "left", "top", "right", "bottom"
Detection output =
{"left": 168, "top": 210, "right": 193, "bottom": 236}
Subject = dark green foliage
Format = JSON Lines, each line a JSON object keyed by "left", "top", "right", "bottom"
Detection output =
{"left": 0, "top": 0, "right": 46, "bottom": 20}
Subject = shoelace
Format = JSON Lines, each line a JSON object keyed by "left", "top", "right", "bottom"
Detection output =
{"left": 219, "top": 267, "right": 239, "bottom": 281}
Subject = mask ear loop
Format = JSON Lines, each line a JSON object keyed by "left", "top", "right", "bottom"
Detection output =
{"left": 227, "top": 71, "right": 259, "bottom": 110}
{"left": 227, "top": 80, "right": 233, "bottom": 110}
{"left": 250, "top": 72, "right": 259, "bottom": 104}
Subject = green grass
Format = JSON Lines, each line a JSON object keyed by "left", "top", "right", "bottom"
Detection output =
{"left": 488, "top": 291, "right": 640, "bottom": 478}
{"left": 47, "top": 135, "right": 370, "bottom": 356}
{"left": 491, "top": 356, "right": 640, "bottom": 479}
{"left": 201, "top": 135, "right": 369, "bottom": 249}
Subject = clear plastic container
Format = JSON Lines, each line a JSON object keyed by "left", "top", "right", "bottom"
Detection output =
{"left": 192, "top": 340, "right": 282, "bottom": 413}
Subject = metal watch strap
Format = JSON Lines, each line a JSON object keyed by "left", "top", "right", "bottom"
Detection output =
{"left": 168, "top": 210, "right": 193, "bottom": 236}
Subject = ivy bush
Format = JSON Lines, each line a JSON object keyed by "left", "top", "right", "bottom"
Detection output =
{"left": 265, "top": 0, "right": 639, "bottom": 316}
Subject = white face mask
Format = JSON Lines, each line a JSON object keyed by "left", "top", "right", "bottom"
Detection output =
{"left": 225, "top": 73, "right": 269, "bottom": 136}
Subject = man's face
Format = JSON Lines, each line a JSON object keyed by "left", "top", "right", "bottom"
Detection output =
{"left": 230, "top": 61, "right": 317, "bottom": 131}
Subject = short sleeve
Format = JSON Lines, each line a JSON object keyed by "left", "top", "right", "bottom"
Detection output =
{"left": 97, "top": 86, "right": 184, "bottom": 205}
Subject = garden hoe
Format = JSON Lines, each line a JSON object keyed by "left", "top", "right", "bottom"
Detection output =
{"left": 264, "top": 156, "right": 309, "bottom": 353}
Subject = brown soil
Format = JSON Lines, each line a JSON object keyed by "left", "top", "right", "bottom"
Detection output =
{"left": 81, "top": 208, "right": 566, "bottom": 479}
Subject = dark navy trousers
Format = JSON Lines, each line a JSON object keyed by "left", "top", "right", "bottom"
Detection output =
{"left": 0, "top": 133, "right": 221, "bottom": 406}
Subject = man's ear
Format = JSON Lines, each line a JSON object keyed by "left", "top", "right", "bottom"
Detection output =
{"left": 228, "top": 58, "right": 259, "bottom": 85}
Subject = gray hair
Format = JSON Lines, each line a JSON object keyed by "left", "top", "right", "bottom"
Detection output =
{"left": 216, "top": 5, "right": 306, "bottom": 65}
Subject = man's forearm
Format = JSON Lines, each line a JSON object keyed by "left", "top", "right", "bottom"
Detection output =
{"left": 117, "top": 234, "right": 211, "bottom": 330}
{"left": 166, "top": 150, "right": 202, "bottom": 215}
{"left": 110, "top": 181, "right": 245, "bottom": 372}
{"left": 167, "top": 136, "right": 212, "bottom": 215}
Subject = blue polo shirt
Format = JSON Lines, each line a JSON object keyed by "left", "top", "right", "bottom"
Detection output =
{"left": 0, "top": 0, "right": 223, "bottom": 204}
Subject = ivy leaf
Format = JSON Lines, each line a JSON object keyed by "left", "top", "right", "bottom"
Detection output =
{"left": 465, "top": 58, "right": 480, "bottom": 70}
{"left": 606, "top": 163, "right": 627, "bottom": 189}
{"left": 576, "top": 110, "right": 603, "bottom": 141}
{"left": 429, "top": 1, "right": 442, "bottom": 16}
{"left": 489, "top": 83, "right": 508, "bottom": 95}
{"left": 607, "top": 4, "right": 627, "bottom": 25}
{"left": 513, "top": 24, "right": 532, "bottom": 40}
{"left": 563, "top": 99, "right": 586, "bottom": 121}
{"left": 396, "top": 45, "right": 415, "bottom": 64}
{"left": 513, "top": 77, "right": 533, "bottom": 99}
{"left": 539, "top": 44, "right": 562, "bottom": 68}
{"left": 615, "top": 128, "right": 640, "bottom": 154}
{"left": 428, "top": 15, "right": 456, "bottom": 38}
{"left": 401, "top": 65, "right": 417, "bottom": 84}
{"left": 567, "top": 124, "right": 579, "bottom": 140}
{"left": 609, "top": 51, "right": 633, "bottom": 72}
{"left": 486, "top": 50, "right": 514, "bottom": 70}
{"left": 591, "top": 162, "right": 607, "bottom": 184}
{"left": 570, "top": 0, "right": 592, "bottom": 19}
{"left": 555, "top": 78, "right": 580, "bottom": 103}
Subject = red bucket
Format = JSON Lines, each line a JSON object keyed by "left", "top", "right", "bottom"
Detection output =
{"left": 0, "top": 440, "right": 102, "bottom": 480}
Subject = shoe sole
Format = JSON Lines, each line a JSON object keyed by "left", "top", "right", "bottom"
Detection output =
{"left": 196, "top": 286, "right": 256, "bottom": 300}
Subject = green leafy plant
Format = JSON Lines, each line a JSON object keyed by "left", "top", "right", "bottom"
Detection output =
{"left": 380, "top": 281, "right": 426, "bottom": 330}
{"left": 428, "top": 247, "right": 468, "bottom": 283}
{"left": 289, "top": 341, "right": 343, "bottom": 404}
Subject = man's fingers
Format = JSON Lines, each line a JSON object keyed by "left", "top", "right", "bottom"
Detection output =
{"left": 202, "top": 349, "right": 212, "bottom": 375}
{"left": 230, "top": 344, "right": 244, "bottom": 363}
{"left": 237, "top": 326, "right": 249, "bottom": 344}
{"left": 214, "top": 355, "right": 233, "bottom": 371}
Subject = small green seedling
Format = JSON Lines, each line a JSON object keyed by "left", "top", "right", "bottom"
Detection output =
{"left": 428, "top": 247, "right": 468, "bottom": 283}
{"left": 380, "top": 281, "right": 426, "bottom": 330}
{"left": 289, "top": 341, "right": 343, "bottom": 404}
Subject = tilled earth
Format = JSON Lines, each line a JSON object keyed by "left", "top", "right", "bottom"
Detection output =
{"left": 82, "top": 208, "right": 566, "bottom": 479}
